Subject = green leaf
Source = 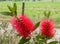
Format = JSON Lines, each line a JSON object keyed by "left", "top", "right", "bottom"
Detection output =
{"left": 0, "top": 12, "right": 12, "bottom": 16}
{"left": 44, "top": 11, "right": 51, "bottom": 18}
{"left": 25, "top": 41, "right": 30, "bottom": 44}
{"left": 35, "top": 21, "right": 40, "bottom": 29}
{"left": 48, "top": 41, "right": 58, "bottom": 44}
{"left": 44, "top": 11, "right": 47, "bottom": 17}
{"left": 36, "top": 34, "right": 41, "bottom": 40}
{"left": 14, "top": 3, "right": 17, "bottom": 10}
{"left": 7, "top": 5, "right": 13, "bottom": 12}
{"left": 47, "top": 11, "right": 51, "bottom": 18}
{"left": 36, "top": 34, "right": 45, "bottom": 40}
{"left": 7, "top": 3, "right": 17, "bottom": 16}
{"left": 36, "top": 40, "right": 43, "bottom": 44}
{"left": 13, "top": 3, "right": 17, "bottom": 16}
{"left": 18, "top": 37, "right": 30, "bottom": 44}
{"left": 7, "top": 5, "right": 14, "bottom": 16}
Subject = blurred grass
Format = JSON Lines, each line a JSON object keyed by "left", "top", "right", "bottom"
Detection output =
{"left": 0, "top": 2, "right": 60, "bottom": 26}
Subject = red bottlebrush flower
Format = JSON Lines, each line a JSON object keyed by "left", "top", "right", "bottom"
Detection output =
{"left": 40, "top": 19, "right": 54, "bottom": 37}
{"left": 11, "top": 15, "right": 34, "bottom": 37}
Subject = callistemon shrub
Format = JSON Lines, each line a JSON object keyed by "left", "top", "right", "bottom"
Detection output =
{"left": 11, "top": 15, "right": 35, "bottom": 37}
{"left": 40, "top": 19, "right": 54, "bottom": 38}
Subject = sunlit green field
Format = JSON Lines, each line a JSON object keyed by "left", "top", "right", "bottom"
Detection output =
{"left": 0, "top": 2, "right": 60, "bottom": 27}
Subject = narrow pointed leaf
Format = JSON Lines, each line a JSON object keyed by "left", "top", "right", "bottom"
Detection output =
{"left": 7, "top": 5, "right": 14, "bottom": 16}
{"left": 35, "top": 21, "right": 40, "bottom": 29}
{"left": 18, "top": 37, "right": 30, "bottom": 44}
{"left": 13, "top": 3, "right": 17, "bottom": 16}
{"left": 36, "top": 34, "right": 45, "bottom": 40}
{"left": 36, "top": 40, "right": 44, "bottom": 44}
{"left": 44, "top": 11, "right": 47, "bottom": 17}
{"left": 0, "top": 11, "right": 12, "bottom": 16}
{"left": 7, "top": 5, "right": 13, "bottom": 12}
{"left": 48, "top": 41, "right": 58, "bottom": 44}
{"left": 48, "top": 11, "right": 51, "bottom": 18}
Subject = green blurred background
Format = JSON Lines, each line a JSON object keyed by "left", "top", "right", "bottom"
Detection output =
{"left": 0, "top": 1, "right": 60, "bottom": 27}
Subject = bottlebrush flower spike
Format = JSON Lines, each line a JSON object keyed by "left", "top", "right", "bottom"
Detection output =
{"left": 11, "top": 15, "right": 34, "bottom": 37}
{"left": 40, "top": 19, "right": 54, "bottom": 37}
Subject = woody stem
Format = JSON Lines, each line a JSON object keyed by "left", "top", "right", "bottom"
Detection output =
{"left": 22, "top": 1, "right": 25, "bottom": 15}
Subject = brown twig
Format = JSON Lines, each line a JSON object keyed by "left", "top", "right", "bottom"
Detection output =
{"left": 22, "top": 1, "right": 25, "bottom": 15}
